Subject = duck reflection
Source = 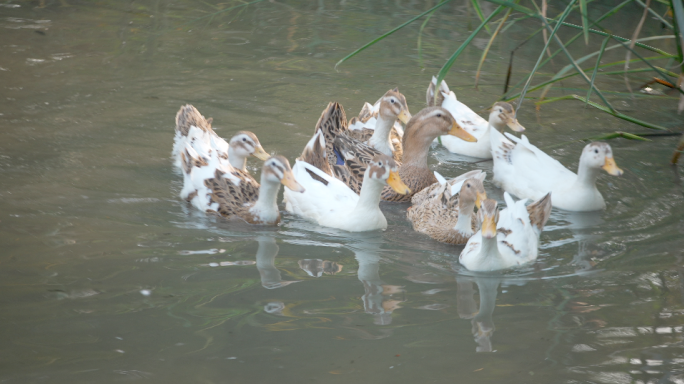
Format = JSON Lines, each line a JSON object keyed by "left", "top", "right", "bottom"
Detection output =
{"left": 456, "top": 275, "right": 502, "bottom": 352}
{"left": 352, "top": 242, "right": 403, "bottom": 325}
{"left": 255, "top": 236, "right": 300, "bottom": 289}
{"left": 298, "top": 259, "right": 343, "bottom": 277}
{"left": 551, "top": 210, "right": 604, "bottom": 272}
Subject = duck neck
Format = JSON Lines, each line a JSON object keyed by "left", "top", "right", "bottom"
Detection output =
{"left": 573, "top": 159, "right": 600, "bottom": 190}
{"left": 251, "top": 176, "right": 280, "bottom": 218}
{"left": 352, "top": 172, "right": 385, "bottom": 215}
{"left": 367, "top": 115, "right": 394, "bottom": 157}
{"left": 453, "top": 200, "right": 475, "bottom": 235}
{"left": 402, "top": 136, "right": 431, "bottom": 168}
{"left": 479, "top": 234, "right": 502, "bottom": 264}
{"left": 228, "top": 148, "right": 247, "bottom": 171}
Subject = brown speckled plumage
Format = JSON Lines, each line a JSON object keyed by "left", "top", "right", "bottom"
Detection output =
{"left": 526, "top": 192, "right": 552, "bottom": 231}
{"left": 176, "top": 104, "right": 213, "bottom": 136}
{"left": 204, "top": 169, "right": 261, "bottom": 220}
{"left": 407, "top": 173, "right": 486, "bottom": 244}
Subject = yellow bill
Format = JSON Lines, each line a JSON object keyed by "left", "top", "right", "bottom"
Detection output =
{"left": 252, "top": 145, "right": 270, "bottom": 161}
{"left": 602, "top": 157, "right": 623, "bottom": 176}
{"left": 481, "top": 214, "right": 497, "bottom": 239}
{"left": 387, "top": 170, "right": 410, "bottom": 195}
{"left": 281, "top": 170, "right": 305, "bottom": 193}
{"left": 448, "top": 121, "right": 477, "bottom": 143}
{"left": 475, "top": 191, "right": 487, "bottom": 209}
{"left": 397, "top": 109, "right": 412, "bottom": 125}
{"left": 506, "top": 116, "right": 526, "bottom": 132}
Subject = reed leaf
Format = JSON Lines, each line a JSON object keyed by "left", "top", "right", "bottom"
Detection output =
{"left": 637, "top": 0, "right": 673, "bottom": 30}
{"left": 579, "top": 0, "right": 589, "bottom": 45}
{"left": 571, "top": 95, "right": 669, "bottom": 130}
{"left": 335, "top": 0, "right": 453, "bottom": 70}
{"left": 417, "top": 2, "right": 441, "bottom": 68}
{"left": 587, "top": 36, "right": 611, "bottom": 104}
{"left": 471, "top": 0, "right": 493, "bottom": 34}
{"left": 475, "top": 6, "right": 514, "bottom": 89}
{"left": 435, "top": 5, "right": 504, "bottom": 86}
{"left": 503, "top": 0, "right": 633, "bottom": 99}
{"left": 543, "top": 131, "right": 650, "bottom": 149}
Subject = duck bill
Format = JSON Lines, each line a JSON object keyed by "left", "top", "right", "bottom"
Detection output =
{"left": 387, "top": 170, "right": 411, "bottom": 195}
{"left": 481, "top": 215, "right": 497, "bottom": 239}
{"left": 475, "top": 191, "right": 487, "bottom": 209}
{"left": 281, "top": 170, "right": 305, "bottom": 193}
{"left": 602, "top": 157, "right": 623, "bottom": 176}
{"left": 397, "top": 109, "right": 411, "bottom": 125}
{"left": 506, "top": 117, "right": 526, "bottom": 132}
{"left": 448, "top": 122, "right": 477, "bottom": 142}
{"left": 252, "top": 146, "right": 270, "bottom": 161}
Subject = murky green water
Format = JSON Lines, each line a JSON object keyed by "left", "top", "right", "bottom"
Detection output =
{"left": 2, "top": 1, "right": 684, "bottom": 383}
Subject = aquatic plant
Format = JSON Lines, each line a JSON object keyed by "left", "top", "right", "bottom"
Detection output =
{"left": 336, "top": 0, "right": 684, "bottom": 157}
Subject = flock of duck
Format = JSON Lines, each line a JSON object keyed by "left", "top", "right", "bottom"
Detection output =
{"left": 172, "top": 77, "right": 624, "bottom": 272}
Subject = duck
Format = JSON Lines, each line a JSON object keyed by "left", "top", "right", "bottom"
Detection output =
{"left": 283, "top": 130, "right": 410, "bottom": 232}
{"left": 182, "top": 147, "right": 304, "bottom": 224}
{"left": 345, "top": 88, "right": 411, "bottom": 161}
{"left": 459, "top": 193, "right": 552, "bottom": 272}
{"left": 490, "top": 129, "right": 623, "bottom": 211}
{"left": 333, "top": 105, "right": 478, "bottom": 202}
{"left": 172, "top": 104, "right": 269, "bottom": 171}
{"left": 427, "top": 78, "right": 525, "bottom": 159}
{"left": 407, "top": 170, "right": 487, "bottom": 244}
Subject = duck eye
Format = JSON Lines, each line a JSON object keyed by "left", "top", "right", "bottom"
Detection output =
{"left": 594, "top": 149, "right": 599, "bottom": 154}
{"left": 436, "top": 113, "right": 442, "bottom": 118}
{"left": 499, "top": 109, "right": 503, "bottom": 113}
{"left": 378, "top": 161, "right": 383, "bottom": 167}
{"left": 466, "top": 183, "right": 471, "bottom": 188}
{"left": 242, "top": 138, "right": 247, "bottom": 142}
{"left": 390, "top": 98, "right": 395, "bottom": 104}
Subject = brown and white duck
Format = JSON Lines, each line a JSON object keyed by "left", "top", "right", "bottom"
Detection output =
{"left": 407, "top": 170, "right": 487, "bottom": 244}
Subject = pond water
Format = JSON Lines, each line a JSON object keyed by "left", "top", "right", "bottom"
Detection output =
{"left": 1, "top": 1, "right": 684, "bottom": 383}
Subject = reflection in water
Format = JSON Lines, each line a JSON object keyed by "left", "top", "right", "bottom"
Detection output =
{"left": 456, "top": 276, "right": 501, "bottom": 352}
{"left": 547, "top": 210, "right": 605, "bottom": 272}
{"left": 255, "top": 236, "right": 300, "bottom": 289}
{"left": 298, "top": 259, "right": 343, "bottom": 277}
{"left": 353, "top": 242, "right": 403, "bottom": 325}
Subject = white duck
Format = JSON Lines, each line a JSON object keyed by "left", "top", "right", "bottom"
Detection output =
{"left": 427, "top": 78, "right": 525, "bottom": 159}
{"left": 459, "top": 193, "right": 552, "bottom": 272}
{"left": 284, "top": 131, "right": 410, "bottom": 232}
{"left": 172, "top": 104, "right": 269, "bottom": 171}
{"left": 490, "top": 129, "right": 623, "bottom": 211}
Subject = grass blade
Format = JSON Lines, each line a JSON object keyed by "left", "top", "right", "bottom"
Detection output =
{"left": 579, "top": 0, "right": 589, "bottom": 45}
{"left": 471, "top": 0, "right": 494, "bottom": 34}
{"left": 587, "top": 36, "right": 610, "bottom": 103}
{"left": 571, "top": 95, "right": 668, "bottom": 130}
{"left": 624, "top": 0, "right": 652, "bottom": 96}
{"left": 417, "top": 2, "right": 442, "bottom": 68}
{"left": 543, "top": 131, "right": 651, "bottom": 150}
{"left": 435, "top": 5, "right": 504, "bottom": 86}
{"left": 502, "top": 0, "right": 633, "bottom": 100}
{"left": 475, "top": 7, "right": 514, "bottom": 88}
{"left": 637, "top": 0, "right": 673, "bottom": 30}
{"left": 515, "top": 0, "right": 578, "bottom": 115}
{"left": 335, "top": 0, "right": 453, "bottom": 70}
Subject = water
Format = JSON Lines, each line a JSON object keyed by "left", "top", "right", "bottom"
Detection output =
{"left": 1, "top": 1, "right": 684, "bottom": 383}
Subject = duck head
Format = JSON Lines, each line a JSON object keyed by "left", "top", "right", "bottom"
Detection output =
{"left": 488, "top": 102, "right": 525, "bottom": 132}
{"left": 404, "top": 107, "right": 477, "bottom": 148}
{"left": 478, "top": 199, "right": 499, "bottom": 239}
{"left": 378, "top": 88, "right": 411, "bottom": 124}
{"left": 580, "top": 142, "right": 623, "bottom": 176}
{"left": 262, "top": 155, "right": 305, "bottom": 192}
{"left": 230, "top": 131, "right": 270, "bottom": 161}
{"left": 368, "top": 154, "right": 410, "bottom": 194}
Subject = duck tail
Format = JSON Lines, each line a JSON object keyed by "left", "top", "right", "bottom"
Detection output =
{"left": 313, "top": 101, "right": 347, "bottom": 169}
{"left": 526, "top": 192, "right": 552, "bottom": 231}
{"left": 299, "top": 130, "right": 333, "bottom": 176}
{"left": 175, "top": 104, "right": 212, "bottom": 136}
